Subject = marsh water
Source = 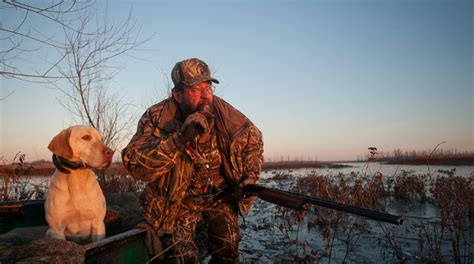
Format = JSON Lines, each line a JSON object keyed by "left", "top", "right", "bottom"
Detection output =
{"left": 4, "top": 162, "right": 474, "bottom": 263}
{"left": 240, "top": 162, "right": 474, "bottom": 263}
{"left": 13, "top": 161, "right": 474, "bottom": 187}
{"left": 262, "top": 161, "right": 474, "bottom": 179}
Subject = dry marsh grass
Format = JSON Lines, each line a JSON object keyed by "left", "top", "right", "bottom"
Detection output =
{"left": 1, "top": 152, "right": 473, "bottom": 262}
{"left": 271, "top": 169, "right": 473, "bottom": 263}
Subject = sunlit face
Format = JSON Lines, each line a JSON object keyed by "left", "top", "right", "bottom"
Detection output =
{"left": 69, "top": 126, "right": 113, "bottom": 168}
{"left": 173, "top": 81, "right": 214, "bottom": 115}
{"left": 48, "top": 125, "right": 114, "bottom": 168}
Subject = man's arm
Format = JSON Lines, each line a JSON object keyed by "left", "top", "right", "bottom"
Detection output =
{"left": 122, "top": 108, "right": 182, "bottom": 182}
{"left": 237, "top": 124, "right": 264, "bottom": 216}
{"left": 241, "top": 125, "right": 264, "bottom": 185}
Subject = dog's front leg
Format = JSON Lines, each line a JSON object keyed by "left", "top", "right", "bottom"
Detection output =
{"left": 46, "top": 227, "right": 67, "bottom": 240}
{"left": 90, "top": 220, "right": 106, "bottom": 242}
{"left": 45, "top": 211, "right": 68, "bottom": 240}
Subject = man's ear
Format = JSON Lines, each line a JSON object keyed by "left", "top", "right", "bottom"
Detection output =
{"left": 48, "top": 128, "right": 73, "bottom": 159}
{"left": 172, "top": 89, "right": 183, "bottom": 104}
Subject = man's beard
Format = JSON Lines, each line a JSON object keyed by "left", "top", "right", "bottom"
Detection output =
{"left": 180, "top": 99, "right": 212, "bottom": 116}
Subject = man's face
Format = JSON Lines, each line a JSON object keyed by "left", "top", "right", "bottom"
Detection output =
{"left": 173, "top": 81, "right": 214, "bottom": 115}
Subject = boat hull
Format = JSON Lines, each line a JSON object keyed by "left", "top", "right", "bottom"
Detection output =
{"left": 0, "top": 199, "right": 149, "bottom": 264}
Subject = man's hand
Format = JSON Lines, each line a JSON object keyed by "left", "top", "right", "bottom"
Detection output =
{"left": 175, "top": 112, "right": 209, "bottom": 145}
{"left": 228, "top": 184, "right": 245, "bottom": 201}
{"left": 228, "top": 178, "right": 255, "bottom": 201}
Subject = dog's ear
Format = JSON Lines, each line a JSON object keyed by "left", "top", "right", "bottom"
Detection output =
{"left": 48, "top": 128, "right": 73, "bottom": 159}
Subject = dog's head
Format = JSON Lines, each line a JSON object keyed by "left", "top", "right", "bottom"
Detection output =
{"left": 48, "top": 125, "right": 114, "bottom": 169}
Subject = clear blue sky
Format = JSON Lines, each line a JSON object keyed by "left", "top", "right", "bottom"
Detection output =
{"left": 1, "top": 0, "right": 473, "bottom": 162}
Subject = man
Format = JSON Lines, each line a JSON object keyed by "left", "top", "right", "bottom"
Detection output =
{"left": 122, "top": 58, "right": 264, "bottom": 263}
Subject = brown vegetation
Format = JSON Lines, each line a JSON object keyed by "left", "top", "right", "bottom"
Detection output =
{"left": 275, "top": 172, "right": 387, "bottom": 262}
{"left": 0, "top": 162, "right": 54, "bottom": 177}
{"left": 0, "top": 157, "right": 139, "bottom": 201}
{"left": 429, "top": 176, "right": 474, "bottom": 263}
{"left": 263, "top": 160, "right": 353, "bottom": 171}
{"left": 385, "top": 156, "right": 474, "bottom": 166}
{"left": 0, "top": 154, "right": 48, "bottom": 201}
{"left": 263, "top": 160, "right": 324, "bottom": 170}
{"left": 0, "top": 161, "right": 128, "bottom": 177}
{"left": 362, "top": 148, "right": 474, "bottom": 166}
{"left": 272, "top": 171, "right": 474, "bottom": 263}
{"left": 1, "top": 149, "right": 473, "bottom": 262}
{"left": 393, "top": 172, "right": 427, "bottom": 202}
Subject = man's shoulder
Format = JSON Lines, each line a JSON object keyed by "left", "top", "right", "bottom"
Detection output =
{"left": 213, "top": 96, "right": 259, "bottom": 135}
{"left": 141, "top": 97, "right": 180, "bottom": 132}
{"left": 144, "top": 97, "right": 175, "bottom": 116}
{"left": 213, "top": 96, "right": 246, "bottom": 119}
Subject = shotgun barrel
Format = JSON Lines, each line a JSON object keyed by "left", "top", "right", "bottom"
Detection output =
{"left": 243, "top": 184, "right": 403, "bottom": 225}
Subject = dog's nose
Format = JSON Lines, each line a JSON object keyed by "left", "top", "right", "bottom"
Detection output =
{"left": 104, "top": 148, "right": 114, "bottom": 158}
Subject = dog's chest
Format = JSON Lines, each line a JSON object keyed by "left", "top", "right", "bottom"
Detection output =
{"left": 66, "top": 171, "right": 99, "bottom": 192}
{"left": 53, "top": 171, "right": 105, "bottom": 210}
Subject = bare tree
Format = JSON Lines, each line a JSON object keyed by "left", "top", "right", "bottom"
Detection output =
{"left": 0, "top": 0, "right": 96, "bottom": 80}
{"left": 50, "top": 7, "right": 148, "bottom": 151}
{"left": 2, "top": 0, "right": 151, "bottom": 154}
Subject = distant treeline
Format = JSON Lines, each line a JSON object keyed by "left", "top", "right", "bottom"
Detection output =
{"left": 262, "top": 160, "right": 352, "bottom": 171}
{"left": 263, "top": 160, "right": 324, "bottom": 171}
{"left": 358, "top": 149, "right": 474, "bottom": 166}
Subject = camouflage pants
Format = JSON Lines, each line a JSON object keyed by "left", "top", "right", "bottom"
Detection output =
{"left": 160, "top": 197, "right": 240, "bottom": 264}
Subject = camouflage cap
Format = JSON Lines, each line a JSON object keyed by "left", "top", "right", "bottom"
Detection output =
{"left": 171, "top": 58, "right": 220, "bottom": 88}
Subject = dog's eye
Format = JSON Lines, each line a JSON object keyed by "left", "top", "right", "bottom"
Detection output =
{"left": 82, "top": 135, "right": 92, "bottom": 141}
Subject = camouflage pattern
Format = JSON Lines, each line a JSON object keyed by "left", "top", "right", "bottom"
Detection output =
{"left": 121, "top": 95, "right": 264, "bottom": 236}
{"left": 171, "top": 58, "right": 220, "bottom": 87}
{"left": 160, "top": 198, "right": 240, "bottom": 263}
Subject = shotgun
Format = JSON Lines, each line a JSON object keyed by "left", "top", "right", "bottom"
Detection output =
{"left": 243, "top": 184, "right": 403, "bottom": 225}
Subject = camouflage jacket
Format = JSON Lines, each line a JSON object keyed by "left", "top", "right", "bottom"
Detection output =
{"left": 122, "top": 96, "right": 264, "bottom": 233}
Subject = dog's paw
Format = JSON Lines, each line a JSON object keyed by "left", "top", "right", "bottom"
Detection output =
{"left": 45, "top": 229, "right": 66, "bottom": 240}
{"left": 90, "top": 234, "right": 106, "bottom": 242}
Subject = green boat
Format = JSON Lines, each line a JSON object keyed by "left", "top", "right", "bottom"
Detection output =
{"left": 0, "top": 194, "right": 150, "bottom": 264}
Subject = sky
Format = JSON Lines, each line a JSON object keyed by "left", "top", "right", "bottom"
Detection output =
{"left": 1, "top": 0, "right": 473, "bottom": 162}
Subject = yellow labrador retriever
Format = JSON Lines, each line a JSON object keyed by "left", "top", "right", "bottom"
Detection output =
{"left": 45, "top": 125, "right": 113, "bottom": 243}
